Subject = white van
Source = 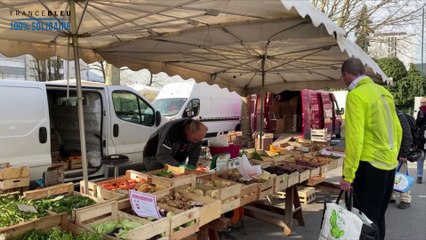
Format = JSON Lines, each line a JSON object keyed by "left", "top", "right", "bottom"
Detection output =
{"left": 153, "top": 80, "right": 242, "bottom": 138}
{"left": 0, "top": 80, "right": 163, "bottom": 183}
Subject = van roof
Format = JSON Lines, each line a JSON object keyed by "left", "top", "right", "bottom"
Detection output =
{"left": 47, "top": 79, "right": 105, "bottom": 87}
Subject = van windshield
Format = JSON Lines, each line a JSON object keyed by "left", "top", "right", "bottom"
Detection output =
{"left": 153, "top": 98, "right": 187, "bottom": 116}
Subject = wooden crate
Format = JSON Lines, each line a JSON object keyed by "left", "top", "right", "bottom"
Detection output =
{"left": 276, "top": 186, "right": 316, "bottom": 204}
{"left": 306, "top": 174, "right": 326, "bottom": 186}
{"left": 286, "top": 171, "right": 299, "bottom": 187}
{"left": 0, "top": 164, "right": 29, "bottom": 180}
{"left": 23, "top": 182, "right": 103, "bottom": 222}
{"left": 0, "top": 177, "right": 29, "bottom": 191}
{"left": 148, "top": 165, "right": 196, "bottom": 188}
{"left": 82, "top": 170, "right": 150, "bottom": 199}
{"left": 0, "top": 213, "right": 68, "bottom": 238}
{"left": 337, "top": 157, "right": 344, "bottom": 167}
{"left": 159, "top": 204, "right": 199, "bottom": 240}
{"left": 298, "top": 169, "right": 311, "bottom": 183}
{"left": 188, "top": 175, "right": 241, "bottom": 214}
{"left": 68, "top": 156, "right": 82, "bottom": 170}
{"left": 155, "top": 189, "right": 221, "bottom": 227}
{"left": 257, "top": 175, "right": 275, "bottom": 199}
{"left": 76, "top": 201, "right": 169, "bottom": 240}
{"left": 23, "top": 182, "right": 74, "bottom": 200}
{"left": 239, "top": 183, "right": 259, "bottom": 206}
{"left": 249, "top": 158, "right": 273, "bottom": 168}
{"left": 297, "top": 187, "right": 316, "bottom": 204}
{"left": 320, "top": 163, "right": 331, "bottom": 175}
{"left": 310, "top": 167, "right": 321, "bottom": 178}
{"left": 273, "top": 173, "right": 288, "bottom": 192}
{"left": 310, "top": 128, "right": 330, "bottom": 142}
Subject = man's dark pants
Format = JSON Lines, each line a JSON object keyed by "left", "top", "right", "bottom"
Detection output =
{"left": 353, "top": 161, "right": 396, "bottom": 240}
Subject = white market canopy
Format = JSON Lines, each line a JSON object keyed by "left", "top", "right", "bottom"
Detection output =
{"left": 0, "top": 0, "right": 388, "bottom": 96}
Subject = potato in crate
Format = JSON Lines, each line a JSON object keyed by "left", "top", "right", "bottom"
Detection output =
{"left": 156, "top": 188, "right": 221, "bottom": 228}
{"left": 177, "top": 174, "right": 241, "bottom": 214}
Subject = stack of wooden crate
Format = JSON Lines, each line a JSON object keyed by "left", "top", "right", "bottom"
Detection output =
{"left": 0, "top": 163, "right": 29, "bottom": 193}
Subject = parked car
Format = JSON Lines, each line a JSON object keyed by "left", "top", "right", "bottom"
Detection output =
{"left": 0, "top": 79, "right": 164, "bottom": 183}
{"left": 153, "top": 80, "right": 242, "bottom": 138}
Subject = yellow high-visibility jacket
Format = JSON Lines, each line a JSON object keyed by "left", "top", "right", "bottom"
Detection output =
{"left": 344, "top": 77, "right": 402, "bottom": 183}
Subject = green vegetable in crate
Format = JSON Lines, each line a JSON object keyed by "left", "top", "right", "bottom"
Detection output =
{"left": 92, "top": 220, "right": 118, "bottom": 235}
{"left": 156, "top": 170, "right": 174, "bottom": 178}
{"left": 0, "top": 195, "right": 47, "bottom": 228}
{"left": 91, "top": 219, "right": 142, "bottom": 239}
{"left": 34, "top": 195, "right": 96, "bottom": 214}
{"left": 15, "top": 227, "right": 103, "bottom": 240}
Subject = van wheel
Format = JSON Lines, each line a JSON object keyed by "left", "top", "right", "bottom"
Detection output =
{"left": 336, "top": 132, "right": 341, "bottom": 139}
{"left": 235, "top": 124, "right": 241, "bottom": 131}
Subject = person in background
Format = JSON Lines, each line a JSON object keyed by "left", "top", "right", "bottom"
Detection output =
{"left": 142, "top": 118, "right": 208, "bottom": 171}
{"left": 416, "top": 97, "right": 426, "bottom": 184}
{"left": 391, "top": 110, "right": 413, "bottom": 209}
{"left": 339, "top": 58, "right": 402, "bottom": 240}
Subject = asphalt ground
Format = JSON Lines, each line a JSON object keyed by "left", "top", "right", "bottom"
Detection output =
{"left": 226, "top": 163, "right": 425, "bottom": 240}
{"left": 228, "top": 135, "right": 426, "bottom": 240}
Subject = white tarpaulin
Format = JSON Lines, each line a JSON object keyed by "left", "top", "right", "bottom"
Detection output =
{"left": 0, "top": 0, "right": 389, "bottom": 96}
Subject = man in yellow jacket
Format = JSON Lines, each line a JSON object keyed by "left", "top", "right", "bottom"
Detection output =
{"left": 340, "top": 58, "right": 402, "bottom": 240}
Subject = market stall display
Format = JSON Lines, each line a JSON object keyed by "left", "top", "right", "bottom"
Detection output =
{"left": 147, "top": 165, "right": 197, "bottom": 188}
{"left": 75, "top": 201, "right": 170, "bottom": 240}
{"left": 81, "top": 170, "right": 150, "bottom": 200}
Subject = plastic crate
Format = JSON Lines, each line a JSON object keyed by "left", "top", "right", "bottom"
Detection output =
{"left": 209, "top": 144, "right": 241, "bottom": 158}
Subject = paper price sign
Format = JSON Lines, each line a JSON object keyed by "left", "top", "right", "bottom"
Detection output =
{"left": 129, "top": 190, "right": 162, "bottom": 219}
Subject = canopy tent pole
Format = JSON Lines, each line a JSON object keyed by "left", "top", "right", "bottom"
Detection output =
{"left": 259, "top": 55, "right": 266, "bottom": 148}
{"left": 70, "top": 0, "right": 89, "bottom": 193}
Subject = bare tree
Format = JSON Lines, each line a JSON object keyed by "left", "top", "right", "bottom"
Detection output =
{"left": 90, "top": 60, "right": 106, "bottom": 80}
{"left": 311, "top": 0, "right": 424, "bottom": 34}
{"left": 31, "top": 56, "right": 62, "bottom": 81}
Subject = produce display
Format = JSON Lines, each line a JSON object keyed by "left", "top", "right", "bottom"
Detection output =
{"left": 0, "top": 195, "right": 46, "bottom": 228}
{"left": 15, "top": 228, "right": 103, "bottom": 240}
{"left": 218, "top": 170, "right": 271, "bottom": 185}
{"left": 34, "top": 195, "right": 96, "bottom": 214}
{"left": 264, "top": 162, "right": 310, "bottom": 175}
{"left": 90, "top": 219, "right": 165, "bottom": 240}
{"left": 136, "top": 183, "right": 167, "bottom": 193}
{"left": 154, "top": 170, "right": 186, "bottom": 179}
{"left": 157, "top": 192, "right": 201, "bottom": 210}
{"left": 99, "top": 179, "right": 144, "bottom": 191}
{"left": 295, "top": 154, "right": 332, "bottom": 165}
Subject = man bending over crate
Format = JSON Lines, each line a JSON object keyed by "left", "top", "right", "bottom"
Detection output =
{"left": 142, "top": 119, "right": 208, "bottom": 171}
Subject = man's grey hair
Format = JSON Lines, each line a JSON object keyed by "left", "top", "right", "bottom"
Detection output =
{"left": 341, "top": 57, "right": 366, "bottom": 76}
{"left": 188, "top": 120, "right": 208, "bottom": 133}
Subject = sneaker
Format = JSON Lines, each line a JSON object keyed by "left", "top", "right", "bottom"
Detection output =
{"left": 417, "top": 177, "right": 423, "bottom": 184}
{"left": 397, "top": 202, "right": 411, "bottom": 209}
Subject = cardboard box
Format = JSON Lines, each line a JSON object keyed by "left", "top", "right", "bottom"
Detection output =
{"left": 275, "top": 118, "right": 285, "bottom": 134}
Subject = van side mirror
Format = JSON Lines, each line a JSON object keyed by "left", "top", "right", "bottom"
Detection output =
{"left": 155, "top": 111, "right": 162, "bottom": 126}
{"left": 183, "top": 106, "right": 194, "bottom": 118}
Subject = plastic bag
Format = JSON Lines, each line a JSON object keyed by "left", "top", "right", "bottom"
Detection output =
{"left": 87, "top": 151, "right": 101, "bottom": 167}
{"left": 319, "top": 191, "right": 378, "bottom": 240}
{"left": 237, "top": 155, "right": 262, "bottom": 177}
{"left": 208, "top": 132, "right": 229, "bottom": 147}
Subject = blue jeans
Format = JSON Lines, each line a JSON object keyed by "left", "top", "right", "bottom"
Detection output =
{"left": 418, "top": 152, "right": 425, "bottom": 177}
